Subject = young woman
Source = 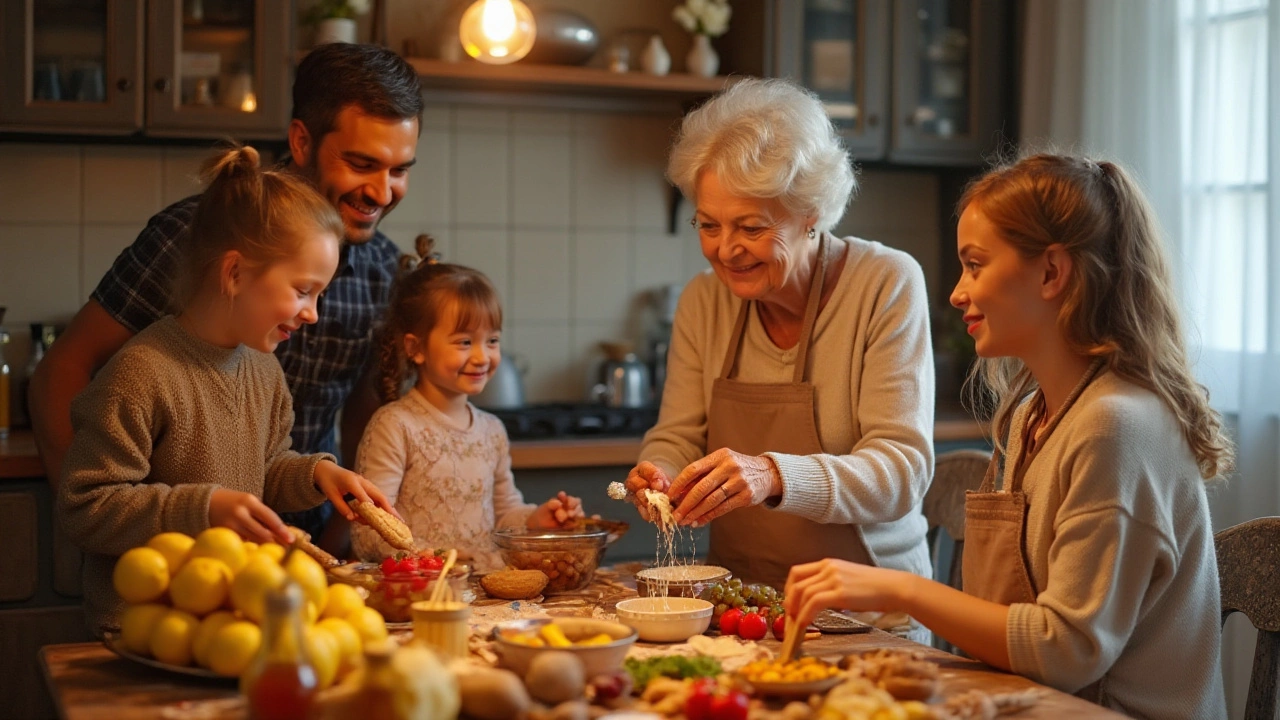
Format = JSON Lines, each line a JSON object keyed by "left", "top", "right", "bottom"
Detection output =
{"left": 784, "top": 154, "right": 1233, "bottom": 719}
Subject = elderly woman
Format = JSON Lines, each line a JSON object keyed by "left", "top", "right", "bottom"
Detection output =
{"left": 626, "top": 78, "right": 934, "bottom": 595}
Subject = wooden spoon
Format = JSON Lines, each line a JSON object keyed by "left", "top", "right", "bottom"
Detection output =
{"left": 428, "top": 548, "right": 459, "bottom": 607}
{"left": 778, "top": 615, "right": 801, "bottom": 664}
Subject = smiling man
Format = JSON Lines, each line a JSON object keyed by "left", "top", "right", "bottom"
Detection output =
{"left": 29, "top": 44, "right": 423, "bottom": 549}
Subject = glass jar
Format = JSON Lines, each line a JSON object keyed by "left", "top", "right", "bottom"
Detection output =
{"left": 241, "top": 582, "right": 318, "bottom": 720}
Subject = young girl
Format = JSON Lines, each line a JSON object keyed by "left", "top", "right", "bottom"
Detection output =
{"left": 58, "top": 145, "right": 393, "bottom": 634}
{"left": 784, "top": 155, "right": 1233, "bottom": 719}
{"left": 352, "top": 237, "right": 583, "bottom": 570}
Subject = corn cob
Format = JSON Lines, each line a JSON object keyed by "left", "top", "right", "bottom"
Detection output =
{"left": 285, "top": 526, "right": 342, "bottom": 568}
{"left": 348, "top": 498, "right": 416, "bottom": 551}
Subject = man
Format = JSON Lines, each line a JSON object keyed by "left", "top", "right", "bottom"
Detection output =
{"left": 29, "top": 43, "right": 423, "bottom": 549}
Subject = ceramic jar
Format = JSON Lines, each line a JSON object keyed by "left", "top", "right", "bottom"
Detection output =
{"left": 686, "top": 34, "right": 719, "bottom": 77}
{"left": 642, "top": 35, "right": 671, "bottom": 76}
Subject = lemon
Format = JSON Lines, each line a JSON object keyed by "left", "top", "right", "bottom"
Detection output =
{"left": 190, "top": 527, "right": 247, "bottom": 573}
{"left": 304, "top": 601, "right": 320, "bottom": 625}
{"left": 255, "top": 542, "right": 286, "bottom": 563}
{"left": 169, "top": 557, "right": 232, "bottom": 616}
{"left": 113, "top": 547, "right": 171, "bottom": 604}
{"left": 321, "top": 583, "right": 365, "bottom": 621}
{"left": 207, "top": 621, "right": 262, "bottom": 678}
{"left": 304, "top": 625, "right": 340, "bottom": 690}
{"left": 145, "top": 532, "right": 195, "bottom": 574}
{"left": 191, "top": 610, "right": 237, "bottom": 668}
{"left": 230, "top": 554, "right": 288, "bottom": 623}
{"left": 346, "top": 606, "right": 388, "bottom": 645}
{"left": 284, "top": 551, "right": 328, "bottom": 616}
{"left": 119, "top": 603, "right": 169, "bottom": 655}
{"left": 316, "top": 617, "right": 362, "bottom": 675}
{"left": 149, "top": 609, "right": 200, "bottom": 666}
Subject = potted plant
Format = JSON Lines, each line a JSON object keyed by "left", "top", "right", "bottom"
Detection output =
{"left": 302, "top": 0, "right": 371, "bottom": 46}
{"left": 672, "top": 0, "right": 731, "bottom": 77}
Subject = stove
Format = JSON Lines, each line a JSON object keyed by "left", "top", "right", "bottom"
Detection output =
{"left": 483, "top": 403, "right": 659, "bottom": 441}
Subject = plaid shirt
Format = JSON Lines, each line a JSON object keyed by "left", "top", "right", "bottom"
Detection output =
{"left": 92, "top": 195, "right": 400, "bottom": 460}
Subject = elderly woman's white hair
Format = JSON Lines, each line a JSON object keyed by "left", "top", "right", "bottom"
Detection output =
{"left": 667, "top": 77, "right": 856, "bottom": 232}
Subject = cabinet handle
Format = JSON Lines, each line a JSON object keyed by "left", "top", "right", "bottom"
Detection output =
{"left": 116, "top": 78, "right": 133, "bottom": 92}
{"left": 153, "top": 77, "right": 172, "bottom": 93}
{"left": 867, "top": 114, "right": 879, "bottom": 128}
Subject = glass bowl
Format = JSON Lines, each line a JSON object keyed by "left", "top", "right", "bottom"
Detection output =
{"left": 491, "top": 527, "right": 608, "bottom": 594}
{"left": 328, "top": 562, "right": 472, "bottom": 623}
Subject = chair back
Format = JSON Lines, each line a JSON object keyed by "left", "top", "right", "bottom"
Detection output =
{"left": 1217, "top": 516, "right": 1280, "bottom": 720}
{"left": 924, "top": 449, "right": 992, "bottom": 590}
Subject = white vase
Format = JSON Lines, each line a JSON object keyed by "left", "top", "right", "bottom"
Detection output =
{"left": 315, "top": 17, "right": 358, "bottom": 46}
{"left": 686, "top": 34, "right": 719, "bottom": 77}
{"left": 641, "top": 35, "right": 671, "bottom": 76}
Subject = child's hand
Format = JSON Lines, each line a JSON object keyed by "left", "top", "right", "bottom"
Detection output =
{"left": 313, "top": 460, "right": 401, "bottom": 523}
{"left": 528, "top": 491, "right": 585, "bottom": 529}
{"left": 209, "top": 489, "right": 292, "bottom": 544}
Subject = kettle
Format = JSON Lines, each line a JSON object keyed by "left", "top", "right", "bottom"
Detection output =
{"left": 472, "top": 352, "right": 526, "bottom": 409}
{"left": 591, "top": 342, "right": 652, "bottom": 408}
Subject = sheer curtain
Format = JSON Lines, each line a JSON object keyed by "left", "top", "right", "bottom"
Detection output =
{"left": 1022, "top": 1, "right": 1280, "bottom": 716}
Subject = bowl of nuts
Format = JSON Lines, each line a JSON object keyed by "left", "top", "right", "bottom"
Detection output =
{"left": 491, "top": 526, "right": 609, "bottom": 594}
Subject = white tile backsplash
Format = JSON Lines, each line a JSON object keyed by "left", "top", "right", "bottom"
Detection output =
{"left": 0, "top": 108, "right": 949, "bottom": 401}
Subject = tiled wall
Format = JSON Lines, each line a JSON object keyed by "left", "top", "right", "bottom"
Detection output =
{"left": 0, "top": 105, "right": 940, "bottom": 403}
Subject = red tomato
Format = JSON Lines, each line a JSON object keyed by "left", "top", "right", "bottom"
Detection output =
{"left": 771, "top": 613, "right": 786, "bottom": 640}
{"left": 394, "top": 558, "right": 416, "bottom": 575}
{"left": 718, "top": 608, "right": 744, "bottom": 636}
{"left": 380, "top": 557, "right": 397, "bottom": 575}
{"left": 683, "top": 677, "right": 717, "bottom": 720}
{"left": 709, "top": 690, "right": 750, "bottom": 720}
{"left": 421, "top": 554, "right": 445, "bottom": 571}
{"left": 737, "top": 611, "right": 768, "bottom": 641}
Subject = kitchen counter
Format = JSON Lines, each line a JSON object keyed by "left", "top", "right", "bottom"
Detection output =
{"left": 0, "top": 409, "right": 987, "bottom": 478}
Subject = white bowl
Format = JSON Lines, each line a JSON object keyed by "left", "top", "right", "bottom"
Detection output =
{"left": 615, "top": 596, "right": 714, "bottom": 643}
{"left": 492, "top": 617, "right": 637, "bottom": 677}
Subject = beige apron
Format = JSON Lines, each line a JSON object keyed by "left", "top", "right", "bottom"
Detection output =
{"left": 961, "top": 360, "right": 1105, "bottom": 698}
{"left": 704, "top": 233, "right": 873, "bottom": 589}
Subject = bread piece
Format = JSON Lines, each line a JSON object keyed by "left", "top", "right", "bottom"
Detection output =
{"left": 348, "top": 498, "right": 415, "bottom": 551}
{"left": 480, "top": 569, "right": 550, "bottom": 600}
{"left": 285, "top": 526, "right": 342, "bottom": 568}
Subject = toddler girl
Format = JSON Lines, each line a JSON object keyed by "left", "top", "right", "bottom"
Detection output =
{"left": 784, "top": 154, "right": 1232, "bottom": 719}
{"left": 59, "top": 145, "right": 393, "bottom": 634}
{"left": 352, "top": 237, "right": 583, "bottom": 569}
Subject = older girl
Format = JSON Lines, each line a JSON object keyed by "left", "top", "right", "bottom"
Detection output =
{"left": 785, "top": 155, "right": 1232, "bottom": 719}
{"left": 352, "top": 237, "right": 582, "bottom": 569}
{"left": 59, "top": 145, "right": 392, "bottom": 634}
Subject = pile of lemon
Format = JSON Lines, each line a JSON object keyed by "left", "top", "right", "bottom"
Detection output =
{"left": 112, "top": 527, "right": 388, "bottom": 688}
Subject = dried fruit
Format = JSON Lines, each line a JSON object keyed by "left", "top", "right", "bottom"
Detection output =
{"left": 480, "top": 569, "right": 550, "bottom": 599}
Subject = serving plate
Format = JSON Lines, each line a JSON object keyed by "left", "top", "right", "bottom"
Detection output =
{"left": 102, "top": 631, "right": 234, "bottom": 682}
{"left": 742, "top": 674, "right": 842, "bottom": 699}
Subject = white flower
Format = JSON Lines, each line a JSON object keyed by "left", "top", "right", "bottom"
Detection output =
{"left": 672, "top": 5, "right": 698, "bottom": 33}
{"left": 346, "top": 0, "right": 370, "bottom": 14}
{"left": 688, "top": 0, "right": 710, "bottom": 15}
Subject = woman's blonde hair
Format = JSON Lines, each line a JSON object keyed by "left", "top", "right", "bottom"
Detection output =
{"left": 962, "top": 153, "right": 1233, "bottom": 481}
{"left": 666, "top": 77, "right": 856, "bottom": 232}
{"left": 377, "top": 234, "right": 503, "bottom": 402}
{"left": 178, "top": 144, "right": 343, "bottom": 307}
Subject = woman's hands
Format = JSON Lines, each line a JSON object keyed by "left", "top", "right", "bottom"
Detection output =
{"left": 623, "top": 461, "right": 674, "bottom": 522}
{"left": 529, "top": 491, "right": 585, "bottom": 529}
{"left": 667, "top": 448, "right": 782, "bottom": 527}
{"left": 209, "top": 489, "right": 292, "bottom": 544}
{"left": 783, "top": 558, "right": 916, "bottom": 631}
{"left": 313, "top": 459, "right": 398, "bottom": 523}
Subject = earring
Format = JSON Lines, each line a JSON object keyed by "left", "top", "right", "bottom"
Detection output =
{"left": 807, "top": 228, "right": 816, "bottom": 239}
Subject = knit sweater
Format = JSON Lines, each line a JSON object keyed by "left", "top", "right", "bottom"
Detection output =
{"left": 352, "top": 388, "right": 535, "bottom": 570}
{"left": 1000, "top": 371, "right": 1225, "bottom": 719}
{"left": 58, "top": 317, "right": 331, "bottom": 634}
{"left": 641, "top": 235, "right": 934, "bottom": 580}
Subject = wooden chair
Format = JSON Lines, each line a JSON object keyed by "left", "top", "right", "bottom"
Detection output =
{"left": 923, "top": 448, "right": 991, "bottom": 653}
{"left": 1216, "top": 516, "right": 1280, "bottom": 720}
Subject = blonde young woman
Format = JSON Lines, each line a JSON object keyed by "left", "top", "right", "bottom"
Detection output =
{"left": 784, "top": 155, "right": 1233, "bottom": 719}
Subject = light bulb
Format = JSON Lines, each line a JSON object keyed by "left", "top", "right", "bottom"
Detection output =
{"left": 459, "top": 0, "right": 536, "bottom": 64}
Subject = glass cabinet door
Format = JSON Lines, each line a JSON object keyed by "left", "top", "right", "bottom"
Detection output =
{"left": 891, "top": 0, "right": 1008, "bottom": 164}
{"left": 0, "top": 0, "right": 143, "bottom": 131}
{"left": 145, "top": 0, "right": 290, "bottom": 138}
{"left": 778, "top": 0, "right": 890, "bottom": 161}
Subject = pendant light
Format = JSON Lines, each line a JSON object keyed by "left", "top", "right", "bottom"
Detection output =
{"left": 458, "top": 0, "right": 537, "bottom": 65}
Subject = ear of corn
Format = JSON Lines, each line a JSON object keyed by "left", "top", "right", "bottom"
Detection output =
{"left": 285, "top": 525, "right": 343, "bottom": 568}
{"left": 349, "top": 498, "right": 416, "bottom": 551}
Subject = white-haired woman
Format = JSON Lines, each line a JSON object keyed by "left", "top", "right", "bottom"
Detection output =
{"left": 626, "top": 78, "right": 935, "bottom": 604}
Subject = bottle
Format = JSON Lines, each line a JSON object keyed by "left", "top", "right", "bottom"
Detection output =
{"left": 0, "top": 312, "right": 10, "bottom": 440}
{"left": 241, "top": 581, "right": 318, "bottom": 720}
{"left": 17, "top": 323, "right": 47, "bottom": 429}
{"left": 352, "top": 642, "right": 401, "bottom": 720}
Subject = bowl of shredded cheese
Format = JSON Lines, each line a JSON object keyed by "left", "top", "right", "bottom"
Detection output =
{"left": 635, "top": 564, "right": 731, "bottom": 599}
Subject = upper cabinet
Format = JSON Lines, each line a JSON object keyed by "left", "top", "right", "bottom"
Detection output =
{"left": 764, "top": 0, "right": 1013, "bottom": 166}
{"left": 0, "top": 0, "right": 292, "bottom": 139}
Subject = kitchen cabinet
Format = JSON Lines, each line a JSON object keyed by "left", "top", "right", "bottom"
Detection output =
{"left": 764, "top": 0, "right": 1014, "bottom": 166}
{"left": 0, "top": 0, "right": 292, "bottom": 139}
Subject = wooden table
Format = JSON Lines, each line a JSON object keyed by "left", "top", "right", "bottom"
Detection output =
{"left": 41, "top": 626, "right": 1123, "bottom": 720}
